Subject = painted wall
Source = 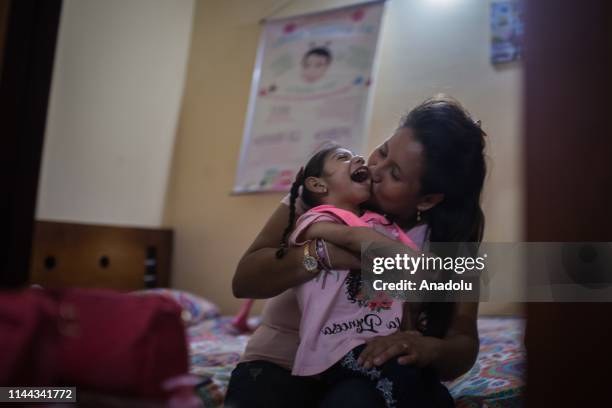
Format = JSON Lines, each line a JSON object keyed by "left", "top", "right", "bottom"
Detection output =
{"left": 165, "top": 0, "right": 524, "bottom": 315}
{"left": 36, "top": 0, "right": 195, "bottom": 227}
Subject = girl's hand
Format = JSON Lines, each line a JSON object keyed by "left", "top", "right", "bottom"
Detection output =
{"left": 356, "top": 330, "right": 442, "bottom": 369}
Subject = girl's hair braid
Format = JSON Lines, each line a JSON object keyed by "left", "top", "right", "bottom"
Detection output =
{"left": 275, "top": 144, "right": 340, "bottom": 259}
{"left": 276, "top": 167, "right": 304, "bottom": 259}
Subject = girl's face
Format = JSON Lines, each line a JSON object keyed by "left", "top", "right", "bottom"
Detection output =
{"left": 308, "top": 148, "right": 371, "bottom": 207}
{"left": 366, "top": 128, "right": 427, "bottom": 225}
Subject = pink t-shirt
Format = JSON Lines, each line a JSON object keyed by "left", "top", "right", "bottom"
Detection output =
{"left": 288, "top": 205, "right": 417, "bottom": 376}
{"left": 240, "top": 196, "right": 429, "bottom": 371}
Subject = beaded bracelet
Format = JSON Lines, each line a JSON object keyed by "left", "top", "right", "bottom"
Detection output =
{"left": 315, "top": 239, "right": 332, "bottom": 271}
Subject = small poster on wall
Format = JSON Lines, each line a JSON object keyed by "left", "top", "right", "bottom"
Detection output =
{"left": 233, "top": 1, "right": 385, "bottom": 194}
{"left": 490, "top": 0, "right": 524, "bottom": 64}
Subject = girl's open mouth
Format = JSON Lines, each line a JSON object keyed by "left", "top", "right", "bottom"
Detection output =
{"left": 350, "top": 165, "right": 370, "bottom": 183}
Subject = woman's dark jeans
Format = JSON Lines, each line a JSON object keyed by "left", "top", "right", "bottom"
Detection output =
{"left": 224, "top": 360, "right": 322, "bottom": 408}
{"left": 225, "top": 355, "right": 454, "bottom": 408}
{"left": 318, "top": 344, "right": 454, "bottom": 408}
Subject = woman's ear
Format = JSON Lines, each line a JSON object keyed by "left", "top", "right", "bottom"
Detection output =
{"left": 304, "top": 176, "right": 328, "bottom": 194}
{"left": 417, "top": 193, "right": 444, "bottom": 212}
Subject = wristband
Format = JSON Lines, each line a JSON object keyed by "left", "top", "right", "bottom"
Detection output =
{"left": 315, "top": 239, "right": 332, "bottom": 271}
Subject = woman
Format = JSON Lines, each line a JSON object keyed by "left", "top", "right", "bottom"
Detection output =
{"left": 226, "top": 95, "right": 486, "bottom": 407}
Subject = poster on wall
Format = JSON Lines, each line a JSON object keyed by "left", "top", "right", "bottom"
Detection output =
{"left": 233, "top": 1, "right": 385, "bottom": 194}
{"left": 490, "top": 0, "right": 524, "bottom": 64}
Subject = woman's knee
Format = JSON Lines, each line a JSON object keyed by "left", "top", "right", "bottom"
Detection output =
{"left": 225, "top": 361, "right": 320, "bottom": 408}
{"left": 380, "top": 359, "right": 424, "bottom": 385}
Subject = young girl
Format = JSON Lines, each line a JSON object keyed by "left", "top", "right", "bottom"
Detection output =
{"left": 276, "top": 144, "right": 428, "bottom": 408}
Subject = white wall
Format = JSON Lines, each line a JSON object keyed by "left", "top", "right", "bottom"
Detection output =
{"left": 36, "top": 0, "right": 195, "bottom": 227}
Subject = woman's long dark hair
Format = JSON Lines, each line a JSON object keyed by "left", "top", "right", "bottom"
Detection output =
{"left": 400, "top": 95, "right": 487, "bottom": 338}
{"left": 276, "top": 144, "right": 340, "bottom": 259}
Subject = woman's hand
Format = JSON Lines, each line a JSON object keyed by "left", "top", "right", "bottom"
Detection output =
{"left": 357, "top": 303, "right": 480, "bottom": 381}
{"left": 357, "top": 330, "right": 442, "bottom": 369}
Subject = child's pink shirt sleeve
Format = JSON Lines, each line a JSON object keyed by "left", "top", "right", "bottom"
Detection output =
{"left": 289, "top": 211, "right": 341, "bottom": 246}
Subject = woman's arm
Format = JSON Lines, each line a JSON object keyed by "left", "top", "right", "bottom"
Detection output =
{"left": 422, "top": 302, "right": 479, "bottom": 380}
{"left": 232, "top": 204, "right": 361, "bottom": 299}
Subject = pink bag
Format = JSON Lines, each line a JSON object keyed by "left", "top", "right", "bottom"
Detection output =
{"left": 0, "top": 288, "right": 189, "bottom": 399}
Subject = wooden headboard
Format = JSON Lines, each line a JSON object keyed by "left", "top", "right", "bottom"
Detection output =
{"left": 29, "top": 221, "right": 173, "bottom": 291}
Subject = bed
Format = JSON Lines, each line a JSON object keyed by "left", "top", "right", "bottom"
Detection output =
{"left": 186, "top": 314, "right": 525, "bottom": 407}
{"left": 26, "top": 222, "right": 525, "bottom": 406}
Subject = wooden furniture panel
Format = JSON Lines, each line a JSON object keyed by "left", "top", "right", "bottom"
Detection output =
{"left": 30, "top": 221, "right": 173, "bottom": 291}
{"left": 524, "top": 0, "right": 612, "bottom": 407}
{"left": 0, "top": 0, "right": 62, "bottom": 287}
{"left": 0, "top": 0, "right": 11, "bottom": 72}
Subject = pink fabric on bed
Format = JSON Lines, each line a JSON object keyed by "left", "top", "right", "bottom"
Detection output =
{"left": 289, "top": 205, "right": 416, "bottom": 376}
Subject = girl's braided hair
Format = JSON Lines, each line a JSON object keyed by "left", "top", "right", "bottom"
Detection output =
{"left": 276, "top": 144, "right": 340, "bottom": 259}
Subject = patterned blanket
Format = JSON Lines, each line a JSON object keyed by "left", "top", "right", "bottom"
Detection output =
{"left": 188, "top": 316, "right": 525, "bottom": 407}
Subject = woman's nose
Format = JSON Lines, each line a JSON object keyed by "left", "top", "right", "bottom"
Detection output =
{"left": 369, "top": 164, "right": 382, "bottom": 183}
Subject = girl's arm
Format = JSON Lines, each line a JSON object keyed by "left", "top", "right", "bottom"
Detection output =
{"left": 232, "top": 204, "right": 361, "bottom": 299}
{"left": 301, "top": 222, "right": 398, "bottom": 252}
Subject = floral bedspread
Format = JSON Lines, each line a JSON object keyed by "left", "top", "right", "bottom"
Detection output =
{"left": 188, "top": 316, "right": 525, "bottom": 407}
{"left": 445, "top": 317, "right": 525, "bottom": 407}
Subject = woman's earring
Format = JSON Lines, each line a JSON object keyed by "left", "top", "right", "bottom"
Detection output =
{"left": 416, "top": 210, "right": 422, "bottom": 223}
